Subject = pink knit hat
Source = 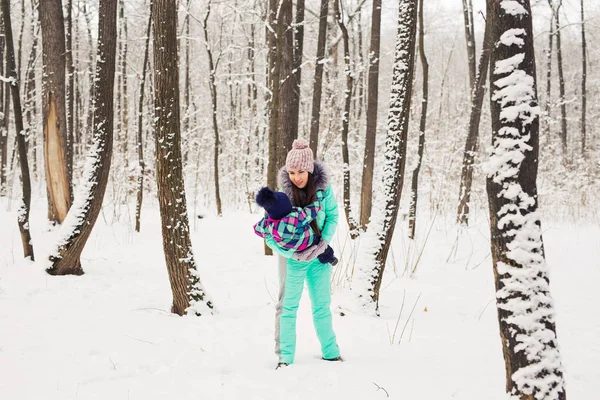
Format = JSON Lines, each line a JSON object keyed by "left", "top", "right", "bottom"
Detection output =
{"left": 285, "top": 138, "right": 314, "bottom": 173}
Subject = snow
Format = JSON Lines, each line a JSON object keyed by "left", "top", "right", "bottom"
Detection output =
{"left": 501, "top": 1, "right": 528, "bottom": 16}
{"left": 1, "top": 199, "right": 598, "bottom": 400}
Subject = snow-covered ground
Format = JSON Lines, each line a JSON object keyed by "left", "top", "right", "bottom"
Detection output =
{"left": 0, "top": 198, "right": 598, "bottom": 399}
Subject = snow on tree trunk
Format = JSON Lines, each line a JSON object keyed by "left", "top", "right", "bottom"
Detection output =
{"left": 352, "top": 0, "right": 418, "bottom": 314}
{"left": 485, "top": 1, "right": 566, "bottom": 398}
{"left": 47, "top": 0, "right": 118, "bottom": 276}
{"left": 152, "top": 0, "right": 213, "bottom": 316}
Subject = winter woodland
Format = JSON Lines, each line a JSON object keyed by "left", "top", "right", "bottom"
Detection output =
{"left": 0, "top": 0, "right": 598, "bottom": 399}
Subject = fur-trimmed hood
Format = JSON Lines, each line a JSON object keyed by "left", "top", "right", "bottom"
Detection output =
{"left": 278, "top": 161, "right": 329, "bottom": 206}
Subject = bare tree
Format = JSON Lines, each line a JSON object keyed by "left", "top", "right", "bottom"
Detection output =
{"left": 486, "top": 1, "right": 566, "bottom": 398}
{"left": 408, "top": 0, "right": 428, "bottom": 239}
{"left": 580, "top": 0, "right": 587, "bottom": 156}
{"left": 354, "top": 0, "right": 418, "bottom": 312}
{"left": 456, "top": 11, "right": 493, "bottom": 225}
{"left": 23, "top": 1, "right": 39, "bottom": 178}
{"left": 66, "top": 0, "right": 74, "bottom": 189}
{"left": 1, "top": 0, "right": 34, "bottom": 259}
{"left": 551, "top": 0, "right": 567, "bottom": 154}
{"left": 153, "top": 0, "right": 213, "bottom": 315}
{"left": 48, "top": 0, "right": 119, "bottom": 276}
{"left": 462, "top": 0, "right": 476, "bottom": 96}
{"left": 335, "top": 0, "right": 359, "bottom": 238}
{"left": 135, "top": 0, "right": 153, "bottom": 233}
{"left": 39, "top": 0, "right": 72, "bottom": 224}
{"left": 543, "top": 2, "right": 554, "bottom": 140}
{"left": 265, "top": 0, "right": 280, "bottom": 256}
{"left": 0, "top": 17, "right": 6, "bottom": 195}
{"left": 201, "top": 0, "right": 223, "bottom": 216}
{"left": 308, "top": 0, "right": 329, "bottom": 155}
{"left": 359, "top": 0, "right": 382, "bottom": 230}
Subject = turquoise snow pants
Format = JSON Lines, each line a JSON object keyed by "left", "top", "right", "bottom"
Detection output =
{"left": 275, "top": 256, "right": 340, "bottom": 364}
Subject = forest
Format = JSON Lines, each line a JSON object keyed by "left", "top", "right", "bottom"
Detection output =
{"left": 0, "top": 0, "right": 598, "bottom": 399}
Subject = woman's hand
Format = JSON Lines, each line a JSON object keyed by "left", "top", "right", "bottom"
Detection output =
{"left": 292, "top": 240, "right": 329, "bottom": 262}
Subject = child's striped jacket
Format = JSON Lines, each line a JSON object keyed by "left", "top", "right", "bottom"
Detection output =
{"left": 254, "top": 194, "right": 324, "bottom": 252}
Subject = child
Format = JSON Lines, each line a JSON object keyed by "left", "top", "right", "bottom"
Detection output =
{"left": 254, "top": 187, "right": 338, "bottom": 265}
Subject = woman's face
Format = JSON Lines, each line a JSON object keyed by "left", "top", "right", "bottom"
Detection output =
{"left": 287, "top": 168, "right": 309, "bottom": 189}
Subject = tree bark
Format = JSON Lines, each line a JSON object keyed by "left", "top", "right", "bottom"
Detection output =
{"left": 456, "top": 10, "right": 493, "bottom": 225}
{"left": 152, "top": 0, "right": 213, "bottom": 316}
{"left": 202, "top": 0, "right": 223, "bottom": 217}
{"left": 355, "top": 0, "right": 418, "bottom": 312}
{"left": 486, "top": 1, "right": 566, "bottom": 398}
{"left": 135, "top": 0, "right": 153, "bottom": 233}
{"left": 359, "top": 0, "right": 382, "bottom": 230}
{"left": 408, "top": 0, "right": 428, "bottom": 239}
{"left": 48, "top": 0, "right": 119, "bottom": 276}
{"left": 39, "top": 0, "right": 72, "bottom": 223}
{"left": 309, "top": 0, "right": 329, "bottom": 156}
{"left": 1, "top": 0, "right": 34, "bottom": 260}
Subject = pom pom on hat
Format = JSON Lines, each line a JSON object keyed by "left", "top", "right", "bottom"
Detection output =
{"left": 256, "top": 187, "right": 293, "bottom": 220}
{"left": 285, "top": 138, "right": 314, "bottom": 173}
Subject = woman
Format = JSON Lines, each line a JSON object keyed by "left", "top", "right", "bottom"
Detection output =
{"left": 264, "top": 138, "right": 342, "bottom": 369}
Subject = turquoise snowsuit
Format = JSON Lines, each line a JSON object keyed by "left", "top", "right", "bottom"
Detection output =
{"left": 265, "top": 163, "right": 341, "bottom": 364}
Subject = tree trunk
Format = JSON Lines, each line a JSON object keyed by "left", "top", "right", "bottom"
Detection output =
{"left": 152, "top": 0, "right": 213, "bottom": 316}
{"left": 554, "top": 2, "right": 567, "bottom": 154}
{"left": 456, "top": 10, "right": 493, "bottom": 225}
{"left": 309, "top": 0, "right": 329, "bottom": 156}
{"left": 83, "top": 3, "right": 95, "bottom": 147}
{"left": 183, "top": 0, "right": 191, "bottom": 136}
{"left": 289, "top": 0, "right": 304, "bottom": 141}
{"left": 408, "top": 0, "right": 428, "bottom": 240}
{"left": 276, "top": 0, "right": 295, "bottom": 169}
{"left": 48, "top": 0, "right": 119, "bottom": 276}
{"left": 16, "top": 0, "right": 24, "bottom": 83}
{"left": 39, "top": 0, "right": 72, "bottom": 223}
{"left": 265, "top": 0, "right": 280, "bottom": 256}
{"left": 0, "top": 19, "right": 7, "bottom": 196}
{"left": 486, "top": 1, "right": 566, "bottom": 398}
{"left": 23, "top": 1, "right": 39, "bottom": 179}
{"left": 359, "top": 0, "right": 382, "bottom": 230}
{"left": 579, "top": 0, "right": 586, "bottom": 156}
{"left": 65, "top": 0, "right": 74, "bottom": 191}
{"left": 335, "top": 0, "right": 359, "bottom": 238}
{"left": 202, "top": 1, "right": 223, "bottom": 217}
{"left": 543, "top": 4, "right": 553, "bottom": 140}
{"left": 355, "top": 0, "right": 418, "bottom": 312}
{"left": 135, "top": 0, "right": 153, "bottom": 233}
{"left": 461, "top": 0, "right": 476, "bottom": 97}
{"left": 1, "top": 0, "right": 34, "bottom": 260}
